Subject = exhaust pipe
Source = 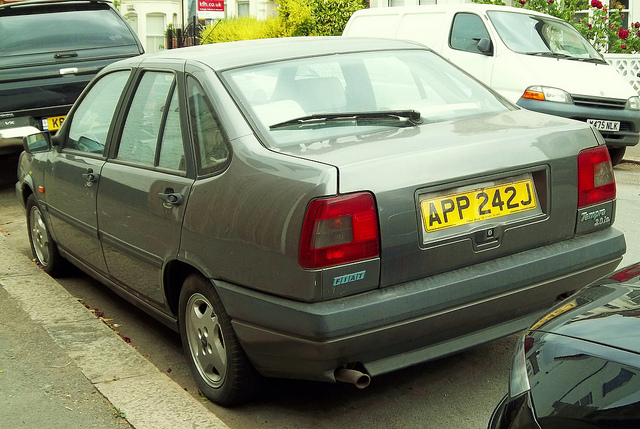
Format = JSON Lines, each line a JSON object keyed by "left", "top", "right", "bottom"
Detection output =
{"left": 334, "top": 368, "right": 371, "bottom": 389}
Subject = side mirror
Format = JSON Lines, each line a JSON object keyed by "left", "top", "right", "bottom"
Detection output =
{"left": 478, "top": 38, "right": 493, "bottom": 56}
{"left": 23, "top": 132, "right": 50, "bottom": 153}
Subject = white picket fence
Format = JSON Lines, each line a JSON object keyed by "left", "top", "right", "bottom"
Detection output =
{"left": 604, "top": 53, "right": 640, "bottom": 94}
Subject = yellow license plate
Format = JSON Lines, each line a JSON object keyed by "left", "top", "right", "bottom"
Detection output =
{"left": 47, "top": 115, "right": 66, "bottom": 131}
{"left": 421, "top": 178, "right": 537, "bottom": 232}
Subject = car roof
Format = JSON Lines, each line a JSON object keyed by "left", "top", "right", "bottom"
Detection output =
{"left": 116, "top": 36, "right": 429, "bottom": 72}
{"left": 350, "top": 3, "right": 554, "bottom": 19}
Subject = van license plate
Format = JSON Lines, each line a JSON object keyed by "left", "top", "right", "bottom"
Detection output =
{"left": 421, "top": 179, "right": 537, "bottom": 232}
{"left": 587, "top": 119, "right": 620, "bottom": 132}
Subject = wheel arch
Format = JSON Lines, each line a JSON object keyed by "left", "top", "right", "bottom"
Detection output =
{"left": 19, "top": 180, "right": 35, "bottom": 207}
{"left": 163, "top": 260, "right": 208, "bottom": 318}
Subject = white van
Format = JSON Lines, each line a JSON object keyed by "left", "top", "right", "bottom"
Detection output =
{"left": 343, "top": 4, "right": 640, "bottom": 165}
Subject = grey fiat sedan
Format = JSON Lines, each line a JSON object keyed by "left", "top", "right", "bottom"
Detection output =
{"left": 16, "top": 37, "right": 626, "bottom": 406}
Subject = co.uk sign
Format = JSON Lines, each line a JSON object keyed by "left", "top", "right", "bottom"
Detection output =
{"left": 197, "top": 0, "right": 224, "bottom": 19}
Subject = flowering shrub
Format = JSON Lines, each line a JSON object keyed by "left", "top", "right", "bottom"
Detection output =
{"left": 511, "top": 0, "right": 640, "bottom": 53}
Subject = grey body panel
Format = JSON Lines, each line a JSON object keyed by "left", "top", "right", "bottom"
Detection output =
{"left": 43, "top": 151, "right": 109, "bottom": 273}
{"left": 215, "top": 227, "right": 624, "bottom": 381}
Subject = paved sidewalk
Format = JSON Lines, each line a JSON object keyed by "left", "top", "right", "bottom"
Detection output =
{"left": 0, "top": 233, "right": 229, "bottom": 429}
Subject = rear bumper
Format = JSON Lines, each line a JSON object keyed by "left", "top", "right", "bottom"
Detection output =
{"left": 517, "top": 98, "right": 640, "bottom": 148}
{"left": 215, "top": 227, "right": 625, "bottom": 382}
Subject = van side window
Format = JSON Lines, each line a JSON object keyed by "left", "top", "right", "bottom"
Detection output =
{"left": 67, "top": 71, "right": 130, "bottom": 155}
{"left": 450, "top": 13, "right": 491, "bottom": 54}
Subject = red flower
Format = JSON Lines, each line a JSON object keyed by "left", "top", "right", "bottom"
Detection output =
{"left": 634, "top": 22, "right": 640, "bottom": 29}
{"left": 579, "top": 18, "right": 582, "bottom": 23}
{"left": 622, "top": 13, "right": 625, "bottom": 18}
{"left": 518, "top": 0, "right": 525, "bottom": 4}
{"left": 548, "top": 0, "right": 553, "bottom": 3}
{"left": 591, "top": 0, "right": 603, "bottom": 8}
{"left": 636, "top": 30, "right": 640, "bottom": 37}
{"left": 610, "top": 24, "right": 615, "bottom": 29}
{"left": 588, "top": 23, "right": 593, "bottom": 29}
{"left": 618, "top": 29, "right": 629, "bottom": 39}
{"left": 622, "top": 44, "right": 627, "bottom": 50}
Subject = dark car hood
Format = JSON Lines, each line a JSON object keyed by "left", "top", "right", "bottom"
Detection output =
{"left": 532, "top": 263, "right": 640, "bottom": 355}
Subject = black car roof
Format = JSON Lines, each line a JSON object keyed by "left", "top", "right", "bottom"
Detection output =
{"left": 0, "top": 0, "right": 111, "bottom": 11}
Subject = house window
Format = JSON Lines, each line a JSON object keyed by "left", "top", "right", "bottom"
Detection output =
{"left": 238, "top": 1, "right": 249, "bottom": 17}
{"left": 146, "top": 13, "right": 166, "bottom": 53}
{"left": 389, "top": 0, "right": 404, "bottom": 6}
{"left": 125, "top": 13, "right": 138, "bottom": 35}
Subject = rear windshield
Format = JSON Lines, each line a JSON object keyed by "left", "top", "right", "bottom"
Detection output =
{"left": 0, "top": 7, "right": 138, "bottom": 56}
{"left": 223, "top": 49, "right": 511, "bottom": 148}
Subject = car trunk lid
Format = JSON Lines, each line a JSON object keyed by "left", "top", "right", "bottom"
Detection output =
{"left": 279, "top": 110, "right": 605, "bottom": 287}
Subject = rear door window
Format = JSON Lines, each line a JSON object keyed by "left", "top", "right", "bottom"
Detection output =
{"left": 187, "top": 77, "right": 230, "bottom": 175}
{"left": 117, "top": 71, "right": 186, "bottom": 172}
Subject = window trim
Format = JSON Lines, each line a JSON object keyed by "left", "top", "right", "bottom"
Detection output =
{"left": 448, "top": 12, "right": 492, "bottom": 55}
{"left": 108, "top": 67, "right": 193, "bottom": 178}
{"left": 185, "top": 74, "right": 233, "bottom": 178}
{"left": 60, "top": 69, "right": 135, "bottom": 159}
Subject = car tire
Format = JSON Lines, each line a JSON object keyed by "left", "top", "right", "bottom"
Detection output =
{"left": 608, "top": 146, "right": 626, "bottom": 166}
{"left": 26, "top": 194, "right": 67, "bottom": 277}
{"left": 179, "top": 274, "right": 260, "bottom": 406}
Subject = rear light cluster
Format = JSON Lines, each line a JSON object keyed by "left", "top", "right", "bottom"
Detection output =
{"left": 577, "top": 146, "right": 616, "bottom": 209}
{"left": 299, "top": 192, "right": 380, "bottom": 269}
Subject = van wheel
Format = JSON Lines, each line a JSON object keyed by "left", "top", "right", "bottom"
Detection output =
{"left": 26, "top": 194, "right": 67, "bottom": 277}
{"left": 608, "top": 146, "right": 626, "bottom": 166}
{"left": 179, "top": 274, "right": 260, "bottom": 406}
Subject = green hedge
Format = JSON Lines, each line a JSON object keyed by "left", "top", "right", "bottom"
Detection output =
{"left": 200, "top": 0, "right": 366, "bottom": 43}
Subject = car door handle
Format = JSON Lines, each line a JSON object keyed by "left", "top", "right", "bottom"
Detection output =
{"left": 158, "top": 190, "right": 183, "bottom": 206}
{"left": 82, "top": 168, "right": 98, "bottom": 183}
{"left": 54, "top": 51, "right": 78, "bottom": 59}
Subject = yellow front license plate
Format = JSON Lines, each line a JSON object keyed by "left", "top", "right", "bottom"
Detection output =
{"left": 421, "top": 179, "right": 537, "bottom": 232}
{"left": 47, "top": 115, "right": 66, "bottom": 131}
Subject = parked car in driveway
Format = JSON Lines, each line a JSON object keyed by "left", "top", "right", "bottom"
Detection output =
{"left": 0, "top": 0, "right": 143, "bottom": 157}
{"left": 489, "top": 263, "right": 640, "bottom": 429}
{"left": 16, "top": 37, "right": 626, "bottom": 406}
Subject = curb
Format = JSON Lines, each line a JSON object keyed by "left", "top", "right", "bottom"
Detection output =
{"left": 0, "top": 233, "right": 229, "bottom": 429}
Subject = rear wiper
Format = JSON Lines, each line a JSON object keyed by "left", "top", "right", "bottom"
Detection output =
{"left": 269, "top": 110, "right": 423, "bottom": 130}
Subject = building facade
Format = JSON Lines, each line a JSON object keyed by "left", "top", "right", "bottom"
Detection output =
{"left": 117, "top": 0, "right": 640, "bottom": 53}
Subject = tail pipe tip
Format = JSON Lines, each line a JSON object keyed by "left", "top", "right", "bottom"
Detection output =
{"left": 334, "top": 368, "right": 371, "bottom": 389}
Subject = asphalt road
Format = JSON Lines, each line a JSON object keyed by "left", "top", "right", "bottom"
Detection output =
{"left": 1, "top": 156, "right": 638, "bottom": 429}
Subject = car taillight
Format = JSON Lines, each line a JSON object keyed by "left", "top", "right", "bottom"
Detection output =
{"left": 299, "top": 192, "right": 380, "bottom": 269}
{"left": 577, "top": 146, "right": 616, "bottom": 209}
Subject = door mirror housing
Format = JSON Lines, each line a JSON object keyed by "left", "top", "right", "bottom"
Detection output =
{"left": 478, "top": 38, "right": 493, "bottom": 55}
{"left": 23, "top": 132, "right": 51, "bottom": 153}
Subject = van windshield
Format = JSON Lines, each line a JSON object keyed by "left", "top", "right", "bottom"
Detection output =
{"left": 487, "top": 10, "right": 604, "bottom": 62}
